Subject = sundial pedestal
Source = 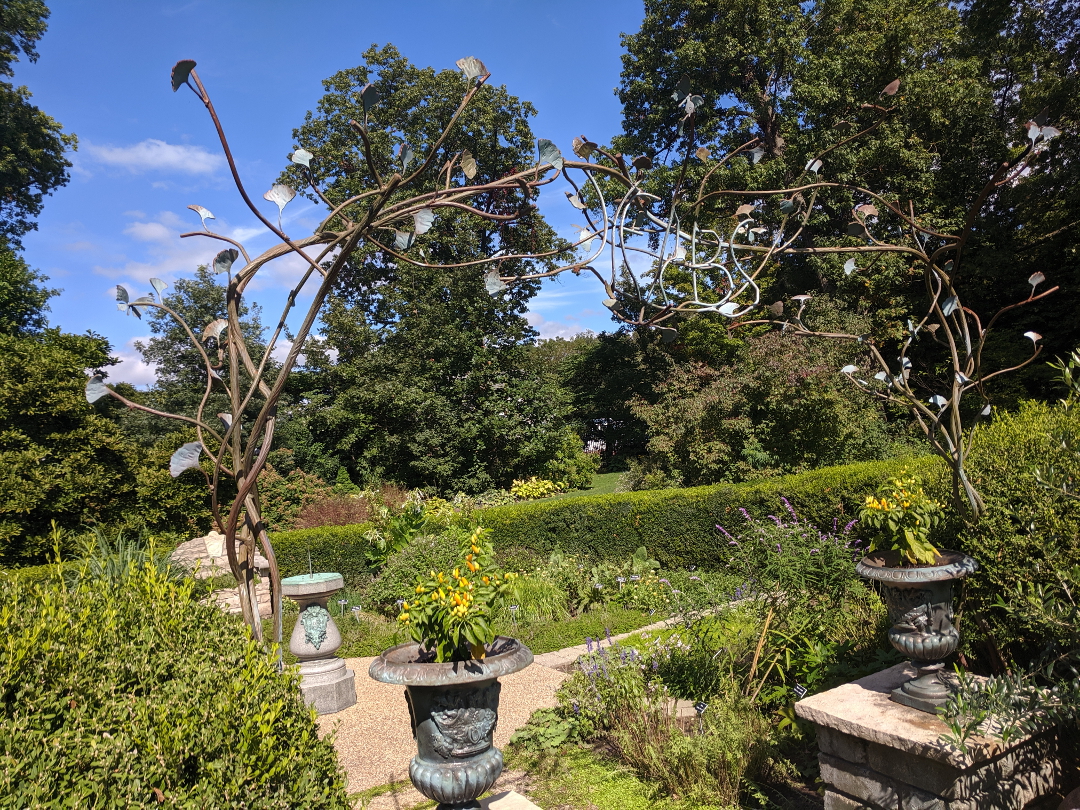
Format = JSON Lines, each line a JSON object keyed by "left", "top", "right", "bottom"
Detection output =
{"left": 282, "top": 573, "right": 356, "bottom": 715}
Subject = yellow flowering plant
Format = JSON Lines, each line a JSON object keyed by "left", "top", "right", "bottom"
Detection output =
{"left": 858, "top": 473, "right": 945, "bottom": 565}
{"left": 397, "top": 525, "right": 516, "bottom": 662}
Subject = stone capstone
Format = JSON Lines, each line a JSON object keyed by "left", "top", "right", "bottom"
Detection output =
{"left": 795, "top": 663, "right": 1075, "bottom": 810}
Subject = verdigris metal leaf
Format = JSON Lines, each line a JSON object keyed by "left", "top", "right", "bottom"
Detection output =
{"left": 749, "top": 146, "right": 765, "bottom": 164}
{"left": 169, "top": 442, "right": 203, "bottom": 478}
{"left": 804, "top": 158, "right": 823, "bottom": 173}
{"left": 856, "top": 203, "right": 879, "bottom": 218}
{"left": 115, "top": 285, "right": 129, "bottom": 306}
{"left": 602, "top": 298, "right": 622, "bottom": 311}
{"left": 929, "top": 395, "right": 948, "bottom": 408}
{"left": 941, "top": 296, "right": 959, "bottom": 316}
{"left": 484, "top": 269, "right": 507, "bottom": 295}
{"left": 171, "top": 59, "right": 196, "bottom": 92}
{"left": 657, "top": 327, "right": 678, "bottom": 344}
{"left": 456, "top": 55, "right": 489, "bottom": 81}
{"left": 150, "top": 278, "right": 167, "bottom": 298}
{"left": 217, "top": 413, "right": 232, "bottom": 429}
{"left": 1024, "top": 331, "right": 1042, "bottom": 343}
{"left": 187, "top": 205, "right": 214, "bottom": 228}
{"left": 1028, "top": 271, "right": 1045, "bottom": 288}
{"left": 844, "top": 258, "right": 857, "bottom": 275}
{"left": 360, "top": 83, "right": 380, "bottom": 112}
{"left": 398, "top": 143, "right": 415, "bottom": 170}
{"left": 572, "top": 137, "right": 597, "bottom": 159}
{"left": 632, "top": 155, "right": 653, "bottom": 171}
{"left": 779, "top": 199, "right": 796, "bottom": 215}
{"left": 565, "top": 192, "right": 587, "bottom": 210}
{"left": 980, "top": 404, "right": 992, "bottom": 417}
{"left": 695, "top": 146, "right": 710, "bottom": 160}
{"left": 675, "top": 75, "right": 691, "bottom": 100}
{"left": 263, "top": 184, "right": 295, "bottom": 214}
{"left": 461, "top": 149, "right": 477, "bottom": 180}
{"left": 719, "top": 302, "right": 739, "bottom": 317}
{"left": 840, "top": 365, "right": 858, "bottom": 374}
{"left": 213, "top": 248, "right": 239, "bottom": 275}
{"left": 413, "top": 208, "right": 435, "bottom": 235}
{"left": 394, "top": 230, "right": 415, "bottom": 251}
{"left": 85, "top": 375, "right": 109, "bottom": 404}
{"left": 881, "top": 79, "right": 900, "bottom": 96}
{"left": 769, "top": 301, "right": 784, "bottom": 316}
{"left": 202, "top": 318, "right": 228, "bottom": 343}
{"left": 291, "top": 148, "right": 313, "bottom": 168}
{"left": 735, "top": 203, "right": 755, "bottom": 219}
{"left": 846, "top": 222, "right": 866, "bottom": 236}
{"left": 538, "top": 139, "right": 563, "bottom": 173}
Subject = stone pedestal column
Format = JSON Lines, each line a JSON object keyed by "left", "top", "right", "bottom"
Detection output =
{"left": 794, "top": 663, "right": 1074, "bottom": 810}
{"left": 282, "top": 573, "right": 356, "bottom": 715}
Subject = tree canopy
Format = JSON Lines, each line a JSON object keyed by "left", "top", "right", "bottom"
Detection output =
{"left": 0, "top": 0, "right": 75, "bottom": 247}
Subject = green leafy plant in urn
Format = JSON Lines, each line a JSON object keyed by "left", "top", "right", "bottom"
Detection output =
{"left": 856, "top": 473, "right": 977, "bottom": 713}
{"left": 369, "top": 526, "right": 529, "bottom": 809}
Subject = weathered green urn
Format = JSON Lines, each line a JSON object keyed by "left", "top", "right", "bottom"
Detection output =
{"left": 369, "top": 637, "right": 532, "bottom": 810}
{"left": 857, "top": 550, "right": 978, "bottom": 713}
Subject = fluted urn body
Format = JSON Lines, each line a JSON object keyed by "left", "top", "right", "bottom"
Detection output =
{"left": 856, "top": 550, "right": 978, "bottom": 713}
{"left": 369, "top": 637, "right": 532, "bottom": 810}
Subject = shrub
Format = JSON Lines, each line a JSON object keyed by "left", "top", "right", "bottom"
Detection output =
{"left": 480, "top": 456, "right": 944, "bottom": 570}
{"left": 0, "top": 563, "right": 348, "bottom": 807}
{"left": 293, "top": 494, "right": 372, "bottom": 530}
{"left": 539, "top": 427, "right": 601, "bottom": 490}
{"left": 510, "top": 477, "right": 564, "bottom": 500}
{"left": 359, "top": 530, "right": 462, "bottom": 613}
{"left": 258, "top": 465, "right": 336, "bottom": 531}
{"left": 952, "top": 401, "right": 1080, "bottom": 667}
{"left": 132, "top": 429, "right": 219, "bottom": 538}
{"left": 0, "top": 332, "right": 139, "bottom": 565}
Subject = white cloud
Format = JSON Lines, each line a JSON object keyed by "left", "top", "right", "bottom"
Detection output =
{"left": 85, "top": 138, "right": 224, "bottom": 175}
{"left": 109, "top": 337, "right": 158, "bottom": 388}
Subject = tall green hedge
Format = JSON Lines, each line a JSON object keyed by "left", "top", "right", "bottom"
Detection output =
{"left": 0, "top": 563, "right": 349, "bottom": 808}
{"left": 480, "top": 456, "right": 944, "bottom": 569}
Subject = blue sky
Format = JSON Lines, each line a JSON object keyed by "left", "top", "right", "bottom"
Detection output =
{"left": 18, "top": 0, "right": 645, "bottom": 384}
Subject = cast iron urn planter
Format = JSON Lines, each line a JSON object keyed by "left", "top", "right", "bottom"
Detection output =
{"left": 856, "top": 550, "right": 978, "bottom": 713}
{"left": 369, "top": 636, "right": 533, "bottom": 810}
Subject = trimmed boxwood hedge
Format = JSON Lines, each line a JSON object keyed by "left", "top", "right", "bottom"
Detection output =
{"left": 270, "top": 522, "right": 374, "bottom": 589}
{"left": 0, "top": 563, "right": 349, "bottom": 807}
{"left": 480, "top": 456, "right": 945, "bottom": 569}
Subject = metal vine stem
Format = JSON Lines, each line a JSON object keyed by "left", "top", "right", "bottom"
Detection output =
{"left": 86, "top": 58, "right": 1060, "bottom": 641}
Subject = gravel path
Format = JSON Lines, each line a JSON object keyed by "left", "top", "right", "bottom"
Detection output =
{"left": 319, "top": 656, "right": 569, "bottom": 794}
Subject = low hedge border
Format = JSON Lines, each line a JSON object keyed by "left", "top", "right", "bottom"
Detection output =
{"left": 269, "top": 522, "right": 374, "bottom": 589}
{"left": 480, "top": 457, "right": 946, "bottom": 570}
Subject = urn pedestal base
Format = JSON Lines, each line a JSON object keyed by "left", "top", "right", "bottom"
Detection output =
{"left": 298, "top": 657, "right": 357, "bottom": 715}
{"left": 282, "top": 572, "right": 356, "bottom": 715}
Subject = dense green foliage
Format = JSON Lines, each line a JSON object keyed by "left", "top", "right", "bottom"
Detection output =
{"left": 270, "top": 522, "right": 374, "bottom": 590}
{"left": 0, "top": 323, "right": 138, "bottom": 565}
{"left": 614, "top": 0, "right": 1078, "bottom": 405}
{"left": 0, "top": 560, "right": 349, "bottom": 807}
{"left": 626, "top": 313, "right": 917, "bottom": 488}
{"left": 271, "top": 45, "right": 581, "bottom": 494}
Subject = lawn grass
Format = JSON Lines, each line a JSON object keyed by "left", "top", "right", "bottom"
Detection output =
{"left": 547, "top": 470, "right": 623, "bottom": 501}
